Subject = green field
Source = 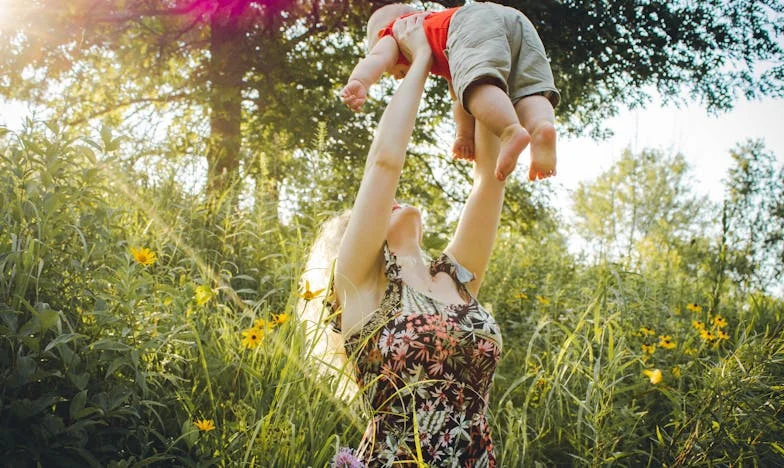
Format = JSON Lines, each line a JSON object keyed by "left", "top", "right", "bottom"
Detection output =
{"left": 1, "top": 125, "right": 782, "bottom": 467}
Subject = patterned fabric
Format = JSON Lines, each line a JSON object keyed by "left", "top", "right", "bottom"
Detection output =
{"left": 330, "top": 244, "right": 502, "bottom": 467}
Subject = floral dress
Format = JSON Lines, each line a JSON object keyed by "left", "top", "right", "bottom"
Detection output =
{"left": 331, "top": 245, "right": 503, "bottom": 467}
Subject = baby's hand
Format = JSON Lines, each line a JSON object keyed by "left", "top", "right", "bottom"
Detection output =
{"left": 341, "top": 80, "right": 367, "bottom": 112}
{"left": 452, "top": 135, "right": 475, "bottom": 161}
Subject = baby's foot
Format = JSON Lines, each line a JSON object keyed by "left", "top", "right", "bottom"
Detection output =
{"left": 452, "top": 133, "right": 475, "bottom": 160}
{"left": 495, "top": 124, "right": 530, "bottom": 181}
{"left": 528, "top": 122, "right": 557, "bottom": 181}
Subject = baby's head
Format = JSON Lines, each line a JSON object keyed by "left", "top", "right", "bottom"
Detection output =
{"left": 366, "top": 3, "right": 419, "bottom": 53}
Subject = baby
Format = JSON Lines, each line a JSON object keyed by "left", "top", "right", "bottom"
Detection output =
{"left": 341, "top": 2, "right": 560, "bottom": 181}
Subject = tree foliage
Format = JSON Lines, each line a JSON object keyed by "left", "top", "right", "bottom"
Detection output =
{"left": 500, "top": 0, "right": 784, "bottom": 136}
{"left": 1, "top": 0, "right": 782, "bottom": 209}
{"left": 722, "top": 139, "right": 784, "bottom": 292}
{"left": 572, "top": 147, "right": 707, "bottom": 266}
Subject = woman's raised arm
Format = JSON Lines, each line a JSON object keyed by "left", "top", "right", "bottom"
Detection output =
{"left": 336, "top": 15, "right": 433, "bottom": 293}
{"left": 446, "top": 120, "right": 506, "bottom": 297}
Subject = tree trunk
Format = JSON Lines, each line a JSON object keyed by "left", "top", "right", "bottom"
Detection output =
{"left": 207, "top": 2, "right": 247, "bottom": 197}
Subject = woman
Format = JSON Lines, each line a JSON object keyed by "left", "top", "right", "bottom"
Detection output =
{"left": 307, "top": 15, "right": 506, "bottom": 467}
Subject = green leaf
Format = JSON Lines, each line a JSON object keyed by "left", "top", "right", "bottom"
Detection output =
{"left": 68, "top": 371, "right": 90, "bottom": 391}
{"left": 91, "top": 339, "right": 131, "bottom": 352}
{"left": 771, "top": 442, "right": 784, "bottom": 456}
{"left": 82, "top": 138, "right": 103, "bottom": 152}
{"left": 100, "top": 124, "right": 112, "bottom": 150}
{"left": 19, "top": 317, "right": 41, "bottom": 336}
{"left": 233, "top": 275, "right": 257, "bottom": 282}
{"left": 44, "top": 332, "right": 88, "bottom": 353}
{"left": 33, "top": 303, "right": 60, "bottom": 331}
{"left": 70, "top": 390, "right": 87, "bottom": 420}
{"left": 12, "top": 355, "right": 36, "bottom": 387}
{"left": 106, "top": 357, "right": 130, "bottom": 378}
{"left": 78, "top": 145, "right": 97, "bottom": 163}
{"left": 181, "top": 419, "right": 198, "bottom": 450}
{"left": 73, "top": 407, "right": 104, "bottom": 421}
{"left": 106, "top": 136, "right": 122, "bottom": 152}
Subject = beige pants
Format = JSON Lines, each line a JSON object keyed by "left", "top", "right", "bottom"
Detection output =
{"left": 446, "top": 2, "right": 560, "bottom": 112}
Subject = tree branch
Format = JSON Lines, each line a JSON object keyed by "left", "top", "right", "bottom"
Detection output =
{"left": 67, "top": 92, "right": 193, "bottom": 126}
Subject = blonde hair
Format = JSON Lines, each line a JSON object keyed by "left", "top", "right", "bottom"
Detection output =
{"left": 297, "top": 210, "right": 359, "bottom": 399}
{"left": 366, "top": 3, "right": 419, "bottom": 53}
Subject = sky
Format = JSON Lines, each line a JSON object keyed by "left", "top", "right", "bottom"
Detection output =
{"left": 549, "top": 96, "right": 784, "bottom": 215}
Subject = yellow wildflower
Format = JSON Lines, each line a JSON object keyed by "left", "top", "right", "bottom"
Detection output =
{"left": 535, "top": 295, "right": 550, "bottom": 305}
{"left": 194, "top": 285, "right": 214, "bottom": 306}
{"left": 299, "top": 280, "right": 325, "bottom": 301}
{"left": 515, "top": 292, "right": 528, "bottom": 300}
{"left": 692, "top": 320, "right": 705, "bottom": 331}
{"left": 717, "top": 330, "right": 729, "bottom": 340}
{"left": 643, "top": 368, "right": 663, "bottom": 385}
{"left": 672, "top": 366, "right": 681, "bottom": 378}
{"left": 712, "top": 315, "right": 727, "bottom": 328}
{"left": 684, "top": 347, "right": 699, "bottom": 356}
{"left": 130, "top": 247, "right": 156, "bottom": 266}
{"left": 686, "top": 303, "right": 702, "bottom": 313}
{"left": 639, "top": 326, "right": 656, "bottom": 336}
{"left": 658, "top": 335, "right": 676, "bottom": 350}
{"left": 699, "top": 329, "right": 715, "bottom": 342}
{"left": 241, "top": 327, "right": 263, "bottom": 349}
{"left": 641, "top": 344, "right": 656, "bottom": 355}
{"left": 194, "top": 419, "right": 216, "bottom": 432}
{"left": 253, "top": 318, "right": 268, "bottom": 331}
{"left": 272, "top": 313, "right": 290, "bottom": 326}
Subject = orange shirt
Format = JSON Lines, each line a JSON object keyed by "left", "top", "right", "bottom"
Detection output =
{"left": 378, "top": 8, "right": 459, "bottom": 80}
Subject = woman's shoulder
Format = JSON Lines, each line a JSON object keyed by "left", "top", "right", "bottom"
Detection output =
{"left": 431, "top": 250, "right": 476, "bottom": 284}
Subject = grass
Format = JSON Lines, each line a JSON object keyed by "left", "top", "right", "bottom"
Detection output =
{"left": 0, "top": 124, "right": 782, "bottom": 466}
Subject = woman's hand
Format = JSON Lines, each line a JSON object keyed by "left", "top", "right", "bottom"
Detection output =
{"left": 392, "top": 13, "right": 431, "bottom": 63}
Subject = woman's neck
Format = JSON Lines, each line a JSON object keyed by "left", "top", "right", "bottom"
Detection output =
{"left": 392, "top": 247, "right": 433, "bottom": 286}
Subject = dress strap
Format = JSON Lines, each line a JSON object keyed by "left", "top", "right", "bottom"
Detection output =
{"left": 383, "top": 242, "right": 402, "bottom": 283}
{"left": 429, "top": 251, "right": 476, "bottom": 285}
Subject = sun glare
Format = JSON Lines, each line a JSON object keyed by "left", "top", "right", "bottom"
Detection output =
{"left": 0, "top": 0, "right": 11, "bottom": 28}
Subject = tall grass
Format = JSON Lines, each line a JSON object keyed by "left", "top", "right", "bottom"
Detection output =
{"left": 1, "top": 124, "right": 782, "bottom": 466}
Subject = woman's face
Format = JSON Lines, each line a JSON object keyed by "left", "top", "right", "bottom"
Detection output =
{"left": 387, "top": 200, "right": 422, "bottom": 248}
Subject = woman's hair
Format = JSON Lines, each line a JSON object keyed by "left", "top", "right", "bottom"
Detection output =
{"left": 366, "top": 3, "right": 419, "bottom": 53}
{"left": 297, "top": 210, "right": 359, "bottom": 399}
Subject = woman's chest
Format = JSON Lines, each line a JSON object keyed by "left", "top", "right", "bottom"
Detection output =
{"left": 349, "top": 302, "right": 502, "bottom": 383}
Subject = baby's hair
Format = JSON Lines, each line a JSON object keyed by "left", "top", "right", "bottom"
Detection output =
{"left": 366, "top": 3, "right": 419, "bottom": 53}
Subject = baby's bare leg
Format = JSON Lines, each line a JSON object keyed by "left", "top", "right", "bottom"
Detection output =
{"left": 452, "top": 101, "right": 476, "bottom": 160}
{"left": 465, "top": 81, "right": 530, "bottom": 181}
{"left": 514, "top": 95, "right": 556, "bottom": 181}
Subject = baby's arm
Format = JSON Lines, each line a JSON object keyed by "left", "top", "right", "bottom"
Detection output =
{"left": 341, "top": 36, "right": 399, "bottom": 111}
{"left": 449, "top": 81, "right": 475, "bottom": 160}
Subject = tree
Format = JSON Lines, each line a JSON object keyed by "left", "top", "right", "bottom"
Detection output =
{"left": 721, "top": 139, "right": 784, "bottom": 293}
{"left": 572, "top": 148, "right": 707, "bottom": 267}
{"left": 0, "top": 0, "right": 387, "bottom": 199}
{"left": 1, "top": 0, "right": 782, "bottom": 206}
{"left": 498, "top": 0, "right": 784, "bottom": 137}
